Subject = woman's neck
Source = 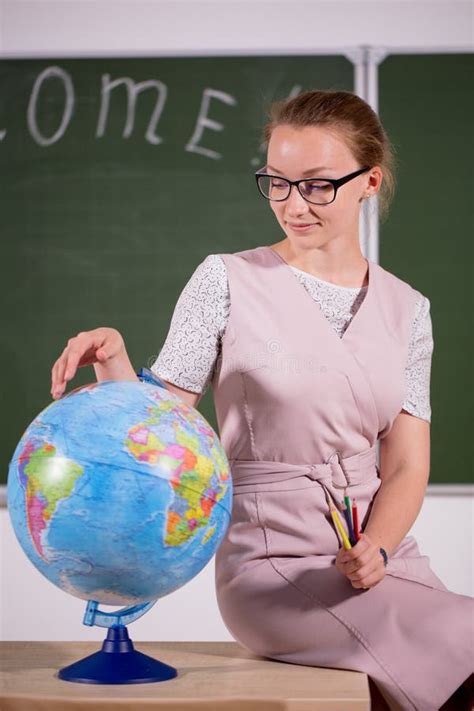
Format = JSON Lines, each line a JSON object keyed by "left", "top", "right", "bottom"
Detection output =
{"left": 269, "top": 241, "right": 369, "bottom": 289}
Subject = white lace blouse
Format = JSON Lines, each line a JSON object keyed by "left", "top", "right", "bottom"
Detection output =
{"left": 151, "top": 254, "right": 433, "bottom": 423}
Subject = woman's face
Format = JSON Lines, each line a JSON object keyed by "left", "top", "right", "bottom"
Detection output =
{"left": 265, "top": 124, "right": 379, "bottom": 246}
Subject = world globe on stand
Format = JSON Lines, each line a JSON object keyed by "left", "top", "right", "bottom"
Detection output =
{"left": 7, "top": 378, "right": 232, "bottom": 683}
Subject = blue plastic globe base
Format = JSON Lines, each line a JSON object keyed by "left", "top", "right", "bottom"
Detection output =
{"left": 58, "top": 625, "right": 178, "bottom": 684}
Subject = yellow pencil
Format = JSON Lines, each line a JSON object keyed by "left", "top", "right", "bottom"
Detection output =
{"left": 330, "top": 507, "right": 353, "bottom": 550}
{"left": 323, "top": 486, "right": 353, "bottom": 551}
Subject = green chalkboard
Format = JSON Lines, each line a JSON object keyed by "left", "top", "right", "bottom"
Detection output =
{"left": 379, "top": 53, "right": 473, "bottom": 485}
{"left": 0, "top": 55, "right": 353, "bottom": 487}
{"left": 3, "top": 54, "right": 469, "bottom": 488}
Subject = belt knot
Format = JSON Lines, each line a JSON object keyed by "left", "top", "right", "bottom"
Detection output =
{"left": 306, "top": 450, "right": 352, "bottom": 488}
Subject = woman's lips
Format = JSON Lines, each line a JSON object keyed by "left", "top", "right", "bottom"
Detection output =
{"left": 287, "top": 222, "right": 317, "bottom": 231}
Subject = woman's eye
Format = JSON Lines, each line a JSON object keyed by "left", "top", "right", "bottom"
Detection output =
{"left": 306, "top": 182, "right": 331, "bottom": 191}
{"left": 270, "top": 180, "right": 288, "bottom": 189}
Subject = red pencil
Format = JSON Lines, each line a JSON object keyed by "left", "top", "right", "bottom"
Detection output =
{"left": 352, "top": 499, "right": 360, "bottom": 541}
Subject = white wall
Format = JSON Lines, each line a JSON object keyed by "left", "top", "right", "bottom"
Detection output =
{"left": 1, "top": 0, "right": 472, "bottom": 56}
{"left": 1, "top": 0, "right": 472, "bottom": 641}
{"left": 2, "top": 495, "right": 472, "bottom": 641}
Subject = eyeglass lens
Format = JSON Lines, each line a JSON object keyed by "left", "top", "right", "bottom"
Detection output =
{"left": 257, "top": 175, "right": 336, "bottom": 204}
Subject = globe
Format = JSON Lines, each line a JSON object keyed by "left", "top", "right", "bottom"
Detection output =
{"left": 7, "top": 378, "right": 232, "bottom": 683}
{"left": 8, "top": 378, "right": 232, "bottom": 604}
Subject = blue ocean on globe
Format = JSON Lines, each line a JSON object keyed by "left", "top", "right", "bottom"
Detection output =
{"left": 7, "top": 380, "right": 232, "bottom": 606}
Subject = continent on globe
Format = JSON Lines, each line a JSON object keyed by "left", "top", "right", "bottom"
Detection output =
{"left": 18, "top": 437, "right": 84, "bottom": 560}
{"left": 125, "top": 397, "right": 229, "bottom": 547}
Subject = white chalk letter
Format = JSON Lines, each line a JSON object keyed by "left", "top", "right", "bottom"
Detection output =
{"left": 27, "top": 66, "right": 74, "bottom": 146}
{"left": 186, "top": 89, "right": 237, "bottom": 160}
{"left": 96, "top": 75, "right": 167, "bottom": 144}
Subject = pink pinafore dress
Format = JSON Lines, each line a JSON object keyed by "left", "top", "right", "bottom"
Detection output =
{"left": 210, "top": 245, "right": 474, "bottom": 711}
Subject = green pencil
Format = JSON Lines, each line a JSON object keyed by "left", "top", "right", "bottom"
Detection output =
{"left": 343, "top": 492, "right": 353, "bottom": 528}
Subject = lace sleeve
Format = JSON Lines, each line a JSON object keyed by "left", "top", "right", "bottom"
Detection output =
{"left": 401, "top": 293, "right": 434, "bottom": 423}
{"left": 150, "top": 254, "right": 229, "bottom": 395}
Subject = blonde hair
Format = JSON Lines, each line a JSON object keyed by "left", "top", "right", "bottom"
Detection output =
{"left": 261, "top": 89, "right": 397, "bottom": 222}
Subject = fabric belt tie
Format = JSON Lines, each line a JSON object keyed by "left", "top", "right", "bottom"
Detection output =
{"left": 230, "top": 444, "right": 378, "bottom": 490}
{"left": 229, "top": 444, "right": 379, "bottom": 515}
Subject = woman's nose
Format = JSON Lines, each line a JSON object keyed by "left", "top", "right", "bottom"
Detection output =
{"left": 285, "top": 184, "right": 310, "bottom": 214}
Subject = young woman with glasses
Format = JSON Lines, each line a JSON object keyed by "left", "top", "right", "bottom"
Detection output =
{"left": 51, "top": 90, "right": 473, "bottom": 711}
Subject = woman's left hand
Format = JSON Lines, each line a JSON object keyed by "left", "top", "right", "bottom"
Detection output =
{"left": 335, "top": 533, "right": 387, "bottom": 590}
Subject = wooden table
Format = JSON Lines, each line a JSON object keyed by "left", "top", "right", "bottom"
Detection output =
{"left": 0, "top": 641, "right": 371, "bottom": 710}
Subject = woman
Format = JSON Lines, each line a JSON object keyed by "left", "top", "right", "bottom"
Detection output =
{"left": 51, "top": 90, "right": 473, "bottom": 710}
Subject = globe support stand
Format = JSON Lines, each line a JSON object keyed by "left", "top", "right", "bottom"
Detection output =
{"left": 58, "top": 600, "right": 178, "bottom": 684}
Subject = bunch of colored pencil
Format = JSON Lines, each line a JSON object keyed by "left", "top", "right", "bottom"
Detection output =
{"left": 327, "top": 491, "right": 360, "bottom": 550}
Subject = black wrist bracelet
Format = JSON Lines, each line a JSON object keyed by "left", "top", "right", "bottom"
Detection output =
{"left": 379, "top": 547, "right": 388, "bottom": 567}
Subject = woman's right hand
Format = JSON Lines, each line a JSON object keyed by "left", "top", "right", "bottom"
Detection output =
{"left": 51, "top": 327, "right": 126, "bottom": 400}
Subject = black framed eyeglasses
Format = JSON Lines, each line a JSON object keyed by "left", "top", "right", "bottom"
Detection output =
{"left": 254, "top": 166, "right": 371, "bottom": 205}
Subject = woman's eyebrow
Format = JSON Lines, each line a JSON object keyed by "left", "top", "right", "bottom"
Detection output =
{"left": 266, "top": 164, "right": 332, "bottom": 175}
